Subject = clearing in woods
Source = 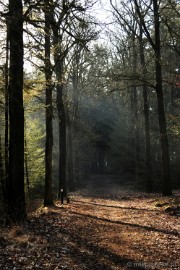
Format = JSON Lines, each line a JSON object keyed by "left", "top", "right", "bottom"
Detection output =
{"left": 0, "top": 174, "right": 180, "bottom": 269}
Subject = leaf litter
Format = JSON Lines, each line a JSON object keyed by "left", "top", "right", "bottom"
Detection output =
{"left": 0, "top": 176, "right": 180, "bottom": 270}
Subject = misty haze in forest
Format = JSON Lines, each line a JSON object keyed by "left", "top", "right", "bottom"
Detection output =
{"left": 0, "top": 0, "right": 179, "bottom": 223}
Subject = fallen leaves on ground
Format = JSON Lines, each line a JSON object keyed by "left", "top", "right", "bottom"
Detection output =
{"left": 0, "top": 176, "right": 179, "bottom": 270}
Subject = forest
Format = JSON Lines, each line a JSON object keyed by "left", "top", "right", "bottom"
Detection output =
{"left": 0, "top": 0, "right": 180, "bottom": 269}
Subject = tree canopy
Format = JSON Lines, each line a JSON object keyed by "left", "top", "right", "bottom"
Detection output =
{"left": 0, "top": 0, "right": 179, "bottom": 222}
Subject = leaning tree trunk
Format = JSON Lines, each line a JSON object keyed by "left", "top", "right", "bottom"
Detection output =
{"left": 153, "top": 0, "right": 172, "bottom": 195}
{"left": 7, "top": 0, "right": 26, "bottom": 223}
{"left": 44, "top": 0, "right": 54, "bottom": 206}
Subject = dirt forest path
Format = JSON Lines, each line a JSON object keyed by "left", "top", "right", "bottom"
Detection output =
{"left": 0, "top": 174, "right": 180, "bottom": 270}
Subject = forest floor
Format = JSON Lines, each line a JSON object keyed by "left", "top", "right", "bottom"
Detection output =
{"left": 0, "top": 174, "right": 180, "bottom": 270}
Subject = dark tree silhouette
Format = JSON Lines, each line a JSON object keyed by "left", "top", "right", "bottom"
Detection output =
{"left": 134, "top": 0, "right": 172, "bottom": 195}
{"left": 44, "top": 0, "right": 54, "bottom": 206}
{"left": 6, "top": 0, "right": 26, "bottom": 222}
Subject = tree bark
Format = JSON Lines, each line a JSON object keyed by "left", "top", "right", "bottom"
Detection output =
{"left": 131, "top": 33, "right": 140, "bottom": 179}
{"left": 0, "top": 136, "right": 4, "bottom": 199}
{"left": 153, "top": 0, "right": 172, "bottom": 195}
{"left": 67, "top": 114, "right": 75, "bottom": 192}
{"left": 7, "top": 0, "right": 26, "bottom": 223}
{"left": 139, "top": 21, "right": 152, "bottom": 193}
{"left": 4, "top": 18, "right": 9, "bottom": 205}
{"left": 50, "top": 9, "right": 67, "bottom": 198}
{"left": 44, "top": 0, "right": 54, "bottom": 206}
{"left": 57, "top": 82, "right": 67, "bottom": 197}
{"left": 24, "top": 126, "right": 30, "bottom": 194}
{"left": 134, "top": 0, "right": 172, "bottom": 195}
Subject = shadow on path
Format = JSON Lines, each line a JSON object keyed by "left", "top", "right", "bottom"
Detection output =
{"left": 72, "top": 200, "right": 159, "bottom": 212}
{"left": 22, "top": 210, "right": 147, "bottom": 270}
{"left": 68, "top": 210, "right": 179, "bottom": 237}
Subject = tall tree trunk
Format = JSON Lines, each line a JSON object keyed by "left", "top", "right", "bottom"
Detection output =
{"left": 0, "top": 136, "right": 4, "bottom": 199}
{"left": 44, "top": 0, "right": 54, "bottom": 206}
{"left": 133, "top": 85, "right": 140, "bottom": 178}
{"left": 143, "top": 84, "right": 152, "bottom": 193}
{"left": 139, "top": 21, "right": 152, "bottom": 193}
{"left": 4, "top": 18, "right": 9, "bottom": 205}
{"left": 67, "top": 114, "right": 75, "bottom": 192}
{"left": 132, "top": 34, "right": 140, "bottom": 179}
{"left": 153, "top": 0, "right": 172, "bottom": 195}
{"left": 57, "top": 81, "right": 67, "bottom": 197}
{"left": 7, "top": 0, "right": 26, "bottom": 223}
{"left": 24, "top": 125, "right": 30, "bottom": 194}
{"left": 50, "top": 10, "right": 67, "bottom": 198}
{"left": 134, "top": 0, "right": 172, "bottom": 195}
